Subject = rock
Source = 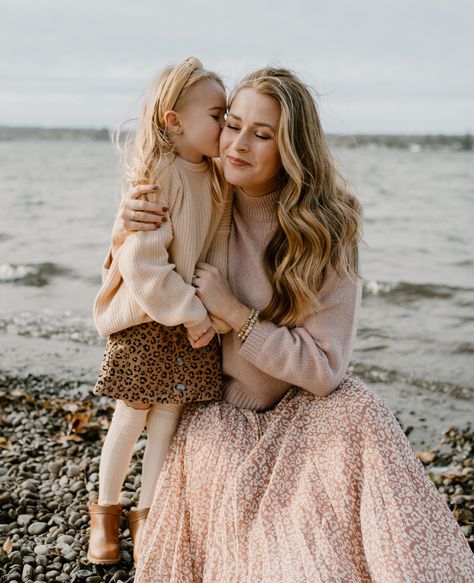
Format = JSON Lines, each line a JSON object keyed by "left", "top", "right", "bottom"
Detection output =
{"left": 34, "top": 544, "right": 50, "bottom": 555}
{"left": 17, "top": 514, "right": 34, "bottom": 527}
{"left": 28, "top": 522, "right": 48, "bottom": 535}
{"left": 71, "top": 569, "right": 94, "bottom": 579}
{"left": 22, "top": 564, "right": 35, "bottom": 579}
{"left": 0, "top": 491, "right": 11, "bottom": 505}
{"left": 57, "top": 534, "right": 75, "bottom": 545}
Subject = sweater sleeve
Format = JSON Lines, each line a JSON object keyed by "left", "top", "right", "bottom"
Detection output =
{"left": 117, "top": 172, "right": 208, "bottom": 329}
{"left": 237, "top": 268, "right": 362, "bottom": 397}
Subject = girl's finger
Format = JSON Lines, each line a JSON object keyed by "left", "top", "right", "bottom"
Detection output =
{"left": 191, "top": 327, "right": 214, "bottom": 348}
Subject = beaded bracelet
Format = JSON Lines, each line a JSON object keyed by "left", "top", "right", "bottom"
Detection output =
{"left": 237, "top": 308, "right": 260, "bottom": 343}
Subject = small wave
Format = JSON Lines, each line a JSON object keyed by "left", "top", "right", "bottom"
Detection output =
{"left": 362, "top": 280, "right": 469, "bottom": 301}
{"left": 0, "top": 310, "right": 102, "bottom": 346}
{"left": 0, "top": 262, "right": 73, "bottom": 286}
{"left": 456, "top": 342, "right": 474, "bottom": 355}
{"left": 350, "top": 362, "right": 472, "bottom": 400}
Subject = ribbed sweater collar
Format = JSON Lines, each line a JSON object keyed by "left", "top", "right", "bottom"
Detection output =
{"left": 234, "top": 188, "right": 280, "bottom": 223}
{"left": 173, "top": 155, "right": 209, "bottom": 173}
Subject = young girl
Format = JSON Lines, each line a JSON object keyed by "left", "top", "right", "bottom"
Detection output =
{"left": 88, "top": 57, "right": 231, "bottom": 565}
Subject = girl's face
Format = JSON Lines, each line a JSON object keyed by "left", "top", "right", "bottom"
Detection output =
{"left": 177, "top": 79, "right": 226, "bottom": 161}
{"left": 220, "top": 88, "right": 282, "bottom": 196}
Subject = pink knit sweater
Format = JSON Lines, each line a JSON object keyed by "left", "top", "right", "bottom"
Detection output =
{"left": 222, "top": 188, "right": 361, "bottom": 411}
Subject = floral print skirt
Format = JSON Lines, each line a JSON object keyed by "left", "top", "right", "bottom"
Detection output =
{"left": 135, "top": 373, "right": 474, "bottom": 582}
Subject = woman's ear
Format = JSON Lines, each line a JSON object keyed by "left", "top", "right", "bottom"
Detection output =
{"left": 164, "top": 110, "right": 182, "bottom": 135}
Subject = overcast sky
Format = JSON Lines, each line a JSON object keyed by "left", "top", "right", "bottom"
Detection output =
{"left": 1, "top": 0, "right": 473, "bottom": 133}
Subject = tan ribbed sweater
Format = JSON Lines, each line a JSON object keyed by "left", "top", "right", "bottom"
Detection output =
{"left": 94, "top": 154, "right": 232, "bottom": 337}
{"left": 221, "top": 188, "right": 362, "bottom": 411}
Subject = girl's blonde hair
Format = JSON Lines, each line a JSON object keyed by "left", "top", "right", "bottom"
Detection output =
{"left": 116, "top": 57, "right": 225, "bottom": 204}
{"left": 230, "top": 67, "right": 363, "bottom": 327}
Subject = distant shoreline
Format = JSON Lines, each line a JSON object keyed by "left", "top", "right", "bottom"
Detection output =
{"left": 0, "top": 125, "right": 472, "bottom": 151}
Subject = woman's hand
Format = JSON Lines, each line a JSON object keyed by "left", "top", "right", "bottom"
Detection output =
{"left": 110, "top": 184, "right": 170, "bottom": 254}
{"left": 194, "top": 263, "right": 252, "bottom": 331}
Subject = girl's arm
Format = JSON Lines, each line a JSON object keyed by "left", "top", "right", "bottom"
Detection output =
{"left": 95, "top": 172, "right": 210, "bottom": 336}
{"left": 194, "top": 262, "right": 361, "bottom": 398}
{"left": 101, "top": 185, "right": 168, "bottom": 282}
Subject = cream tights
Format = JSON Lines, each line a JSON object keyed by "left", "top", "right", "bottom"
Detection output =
{"left": 98, "top": 400, "right": 184, "bottom": 509}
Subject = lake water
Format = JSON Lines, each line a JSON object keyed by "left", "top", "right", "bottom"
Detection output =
{"left": 1, "top": 140, "right": 473, "bottom": 403}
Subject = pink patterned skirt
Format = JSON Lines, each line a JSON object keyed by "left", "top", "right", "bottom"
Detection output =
{"left": 135, "top": 374, "right": 474, "bottom": 582}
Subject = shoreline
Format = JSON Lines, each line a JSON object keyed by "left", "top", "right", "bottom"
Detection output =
{"left": 0, "top": 371, "right": 473, "bottom": 581}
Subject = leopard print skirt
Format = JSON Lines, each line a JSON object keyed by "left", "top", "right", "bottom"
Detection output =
{"left": 94, "top": 321, "right": 222, "bottom": 405}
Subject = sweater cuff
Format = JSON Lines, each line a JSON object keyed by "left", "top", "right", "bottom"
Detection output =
{"left": 238, "top": 320, "right": 274, "bottom": 362}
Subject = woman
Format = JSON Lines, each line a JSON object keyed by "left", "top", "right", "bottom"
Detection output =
{"left": 109, "top": 67, "right": 474, "bottom": 582}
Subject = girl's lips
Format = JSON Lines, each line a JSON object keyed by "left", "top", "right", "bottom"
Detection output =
{"left": 227, "top": 155, "right": 251, "bottom": 167}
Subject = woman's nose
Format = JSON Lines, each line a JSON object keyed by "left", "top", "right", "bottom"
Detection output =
{"left": 234, "top": 133, "right": 249, "bottom": 151}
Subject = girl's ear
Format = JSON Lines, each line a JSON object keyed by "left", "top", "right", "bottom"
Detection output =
{"left": 164, "top": 110, "right": 182, "bottom": 135}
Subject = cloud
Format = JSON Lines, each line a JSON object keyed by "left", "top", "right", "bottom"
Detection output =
{"left": 1, "top": 0, "right": 472, "bottom": 132}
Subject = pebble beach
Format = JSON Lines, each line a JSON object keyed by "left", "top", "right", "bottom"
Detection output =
{"left": 0, "top": 371, "right": 473, "bottom": 582}
{"left": 1, "top": 138, "right": 474, "bottom": 580}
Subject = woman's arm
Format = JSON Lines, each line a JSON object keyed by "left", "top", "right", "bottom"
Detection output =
{"left": 193, "top": 262, "right": 362, "bottom": 397}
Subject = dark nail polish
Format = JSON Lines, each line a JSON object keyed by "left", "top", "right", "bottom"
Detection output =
{"left": 162, "top": 217, "right": 168, "bottom": 222}
{"left": 152, "top": 185, "right": 158, "bottom": 190}
{"left": 162, "top": 207, "right": 168, "bottom": 212}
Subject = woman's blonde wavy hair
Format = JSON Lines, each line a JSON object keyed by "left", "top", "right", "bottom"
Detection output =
{"left": 230, "top": 67, "right": 363, "bottom": 327}
{"left": 115, "top": 57, "right": 225, "bottom": 205}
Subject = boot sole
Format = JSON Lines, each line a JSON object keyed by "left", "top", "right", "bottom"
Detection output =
{"left": 87, "top": 552, "right": 121, "bottom": 565}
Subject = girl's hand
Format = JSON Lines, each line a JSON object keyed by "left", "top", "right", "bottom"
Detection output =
{"left": 188, "top": 325, "right": 216, "bottom": 349}
{"left": 194, "top": 263, "right": 252, "bottom": 331}
{"left": 187, "top": 315, "right": 216, "bottom": 349}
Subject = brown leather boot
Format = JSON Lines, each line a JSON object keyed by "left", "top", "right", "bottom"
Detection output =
{"left": 87, "top": 502, "right": 122, "bottom": 564}
{"left": 129, "top": 508, "right": 149, "bottom": 563}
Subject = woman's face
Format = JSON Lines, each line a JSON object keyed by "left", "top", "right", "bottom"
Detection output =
{"left": 220, "top": 88, "right": 282, "bottom": 196}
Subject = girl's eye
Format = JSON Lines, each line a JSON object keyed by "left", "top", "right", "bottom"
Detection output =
{"left": 226, "top": 124, "right": 239, "bottom": 131}
{"left": 211, "top": 115, "right": 222, "bottom": 121}
{"left": 256, "top": 134, "right": 271, "bottom": 140}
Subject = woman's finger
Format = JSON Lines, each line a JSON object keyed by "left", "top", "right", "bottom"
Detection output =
{"left": 129, "top": 184, "right": 160, "bottom": 199}
{"left": 124, "top": 220, "right": 161, "bottom": 232}
{"left": 128, "top": 198, "right": 168, "bottom": 216}
{"left": 127, "top": 209, "right": 167, "bottom": 224}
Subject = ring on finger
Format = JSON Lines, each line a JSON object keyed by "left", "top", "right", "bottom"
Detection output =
{"left": 192, "top": 273, "right": 198, "bottom": 287}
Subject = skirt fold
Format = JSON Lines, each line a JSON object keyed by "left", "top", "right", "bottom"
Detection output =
{"left": 136, "top": 374, "right": 474, "bottom": 582}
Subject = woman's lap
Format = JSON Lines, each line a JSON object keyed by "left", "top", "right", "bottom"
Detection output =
{"left": 135, "top": 374, "right": 474, "bottom": 582}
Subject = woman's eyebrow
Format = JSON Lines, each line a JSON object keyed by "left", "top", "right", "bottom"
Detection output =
{"left": 208, "top": 106, "right": 225, "bottom": 111}
{"left": 227, "top": 113, "right": 275, "bottom": 131}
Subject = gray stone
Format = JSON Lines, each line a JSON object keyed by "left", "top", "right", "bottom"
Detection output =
{"left": 34, "top": 544, "right": 50, "bottom": 555}
{"left": 22, "top": 564, "right": 35, "bottom": 579}
{"left": 17, "top": 514, "right": 34, "bottom": 527}
{"left": 67, "top": 464, "right": 81, "bottom": 478}
{"left": 57, "top": 534, "right": 75, "bottom": 545}
{"left": 28, "top": 522, "right": 48, "bottom": 535}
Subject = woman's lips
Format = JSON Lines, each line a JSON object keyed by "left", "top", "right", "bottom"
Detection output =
{"left": 227, "top": 155, "right": 251, "bottom": 167}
